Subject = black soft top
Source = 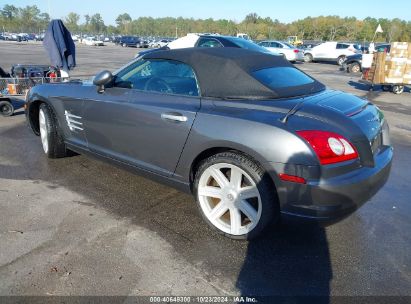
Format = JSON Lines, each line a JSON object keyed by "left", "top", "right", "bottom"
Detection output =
{"left": 143, "top": 47, "right": 325, "bottom": 99}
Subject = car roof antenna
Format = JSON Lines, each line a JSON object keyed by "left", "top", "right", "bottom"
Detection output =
{"left": 280, "top": 98, "right": 306, "bottom": 124}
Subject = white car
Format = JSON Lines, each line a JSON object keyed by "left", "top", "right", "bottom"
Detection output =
{"left": 167, "top": 33, "right": 200, "bottom": 49}
{"left": 155, "top": 39, "right": 171, "bottom": 48}
{"left": 258, "top": 40, "right": 304, "bottom": 62}
{"left": 303, "top": 42, "right": 361, "bottom": 65}
{"left": 135, "top": 34, "right": 276, "bottom": 58}
{"left": 82, "top": 37, "right": 104, "bottom": 46}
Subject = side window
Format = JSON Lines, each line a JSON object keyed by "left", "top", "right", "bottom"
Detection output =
{"left": 197, "top": 38, "right": 223, "bottom": 48}
{"left": 336, "top": 43, "right": 349, "bottom": 49}
{"left": 114, "top": 59, "right": 199, "bottom": 97}
{"left": 260, "top": 41, "right": 269, "bottom": 47}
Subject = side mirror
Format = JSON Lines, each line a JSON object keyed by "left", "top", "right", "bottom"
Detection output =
{"left": 93, "top": 70, "right": 113, "bottom": 93}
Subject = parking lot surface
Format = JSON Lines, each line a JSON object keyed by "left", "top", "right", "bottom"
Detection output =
{"left": 1, "top": 41, "right": 411, "bottom": 299}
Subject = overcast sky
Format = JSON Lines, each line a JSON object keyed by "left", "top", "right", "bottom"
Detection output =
{"left": 6, "top": 0, "right": 411, "bottom": 24}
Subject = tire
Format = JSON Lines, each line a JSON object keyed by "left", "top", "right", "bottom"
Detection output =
{"left": 304, "top": 53, "right": 313, "bottom": 63}
{"left": 0, "top": 100, "right": 14, "bottom": 117}
{"left": 392, "top": 85, "right": 404, "bottom": 94}
{"left": 349, "top": 62, "right": 361, "bottom": 73}
{"left": 337, "top": 55, "right": 346, "bottom": 66}
{"left": 193, "top": 152, "right": 280, "bottom": 240}
{"left": 39, "top": 103, "right": 67, "bottom": 158}
{"left": 382, "top": 85, "right": 391, "bottom": 92}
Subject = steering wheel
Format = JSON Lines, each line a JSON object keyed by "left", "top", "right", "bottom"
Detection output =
{"left": 144, "top": 77, "right": 172, "bottom": 93}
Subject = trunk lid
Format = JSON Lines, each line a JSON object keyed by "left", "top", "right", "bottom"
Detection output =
{"left": 298, "top": 91, "right": 386, "bottom": 167}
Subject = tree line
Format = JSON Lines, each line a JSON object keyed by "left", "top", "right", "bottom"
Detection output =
{"left": 1, "top": 4, "right": 411, "bottom": 42}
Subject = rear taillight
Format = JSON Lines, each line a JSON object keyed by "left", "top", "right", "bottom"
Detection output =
{"left": 293, "top": 49, "right": 299, "bottom": 53}
{"left": 297, "top": 130, "right": 359, "bottom": 165}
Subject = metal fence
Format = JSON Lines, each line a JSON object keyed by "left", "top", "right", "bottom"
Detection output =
{"left": 0, "top": 77, "right": 71, "bottom": 96}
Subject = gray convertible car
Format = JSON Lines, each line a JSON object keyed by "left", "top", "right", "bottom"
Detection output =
{"left": 26, "top": 48, "right": 392, "bottom": 239}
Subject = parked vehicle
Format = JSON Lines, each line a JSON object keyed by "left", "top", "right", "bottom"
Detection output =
{"left": 137, "top": 34, "right": 274, "bottom": 58}
{"left": 286, "top": 36, "right": 303, "bottom": 47}
{"left": 113, "top": 36, "right": 122, "bottom": 45}
{"left": 304, "top": 42, "right": 361, "bottom": 65}
{"left": 342, "top": 44, "right": 391, "bottom": 73}
{"left": 26, "top": 47, "right": 392, "bottom": 239}
{"left": 82, "top": 37, "right": 104, "bottom": 46}
{"left": 141, "top": 39, "right": 149, "bottom": 48}
{"left": 258, "top": 40, "right": 304, "bottom": 62}
{"left": 155, "top": 39, "right": 171, "bottom": 48}
{"left": 167, "top": 34, "right": 273, "bottom": 54}
{"left": 120, "top": 36, "right": 142, "bottom": 48}
{"left": 236, "top": 33, "right": 251, "bottom": 40}
{"left": 342, "top": 54, "right": 363, "bottom": 73}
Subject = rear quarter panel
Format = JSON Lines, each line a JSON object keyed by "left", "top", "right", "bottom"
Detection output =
{"left": 174, "top": 98, "right": 318, "bottom": 183}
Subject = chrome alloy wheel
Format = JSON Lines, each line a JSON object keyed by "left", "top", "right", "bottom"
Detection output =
{"left": 197, "top": 163, "right": 262, "bottom": 236}
{"left": 39, "top": 108, "right": 49, "bottom": 154}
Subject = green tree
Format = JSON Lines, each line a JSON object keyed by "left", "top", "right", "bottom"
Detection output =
{"left": 115, "top": 13, "right": 132, "bottom": 34}
{"left": 89, "top": 13, "right": 106, "bottom": 34}
{"left": 65, "top": 12, "right": 80, "bottom": 33}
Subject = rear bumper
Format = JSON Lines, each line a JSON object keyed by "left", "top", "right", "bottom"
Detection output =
{"left": 268, "top": 146, "right": 393, "bottom": 220}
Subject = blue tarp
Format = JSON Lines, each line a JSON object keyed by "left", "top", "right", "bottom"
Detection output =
{"left": 43, "top": 19, "right": 76, "bottom": 71}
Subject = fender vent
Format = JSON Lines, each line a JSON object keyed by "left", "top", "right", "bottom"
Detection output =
{"left": 64, "top": 110, "right": 83, "bottom": 131}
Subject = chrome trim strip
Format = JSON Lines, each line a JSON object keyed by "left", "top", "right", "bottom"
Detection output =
{"left": 65, "top": 112, "right": 82, "bottom": 119}
{"left": 161, "top": 113, "right": 188, "bottom": 122}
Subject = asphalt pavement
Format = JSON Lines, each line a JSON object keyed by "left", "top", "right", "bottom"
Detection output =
{"left": 0, "top": 41, "right": 410, "bottom": 301}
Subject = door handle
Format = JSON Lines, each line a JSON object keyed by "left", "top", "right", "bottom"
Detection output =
{"left": 161, "top": 113, "right": 188, "bottom": 122}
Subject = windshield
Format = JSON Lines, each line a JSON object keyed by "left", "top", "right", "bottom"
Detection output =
{"left": 225, "top": 37, "right": 271, "bottom": 53}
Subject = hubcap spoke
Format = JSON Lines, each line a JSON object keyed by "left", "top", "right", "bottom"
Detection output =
{"left": 209, "top": 167, "right": 229, "bottom": 188}
{"left": 230, "top": 167, "right": 243, "bottom": 189}
{"left": 198, "top": 186, "right": 223, "bottom": 199}
{"left": 239, "top": 186, "right": 259, "bottom": 200}
{"left": 209, "top": 201, "right": 228, "bottom": 220}
{"left": 238, "top": 199, "right": 258, "bottom": 224}
{"left": 230, "top": 208, "right": 242, "bottom": 235}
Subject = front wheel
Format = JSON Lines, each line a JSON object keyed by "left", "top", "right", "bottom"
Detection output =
{"left": 392, "top": 85, "right": 404, "bottom": 94}
{"left": 337, "top": 55, "right": 346, "bottom": 66}
{"left": 194, "top": 152, "right": 279, "bottom": 240}
{"left": 39, "top": 103, "right": 67, "bottom": 158}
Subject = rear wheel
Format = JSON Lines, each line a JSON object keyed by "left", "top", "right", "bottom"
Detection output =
{"left": 304, "top": 53, "right": 313, "bottom": 63}
{"left": 0, "top": 100, "right": 14, "bottom": 117}
{"left": 349, "top": 62, "right": 361, "bottom": 73}
{"left": 382, "top": 85, "right": 391, "bottom": 92}
{"left": 39, "top": 103, "right": 67, "bottom": 158}
{"left": 194, "top": 152, "right": 279, "bottom": 240}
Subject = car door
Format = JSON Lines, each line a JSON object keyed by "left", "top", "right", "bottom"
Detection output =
{"left": 82, "top": 58, "right": 201, "bottom": 177}
{"left": 312, "top": 42, "right": 332, "bottom": 59}
{"left": 272, "top": 42, "right": 288, "bottom": 58}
